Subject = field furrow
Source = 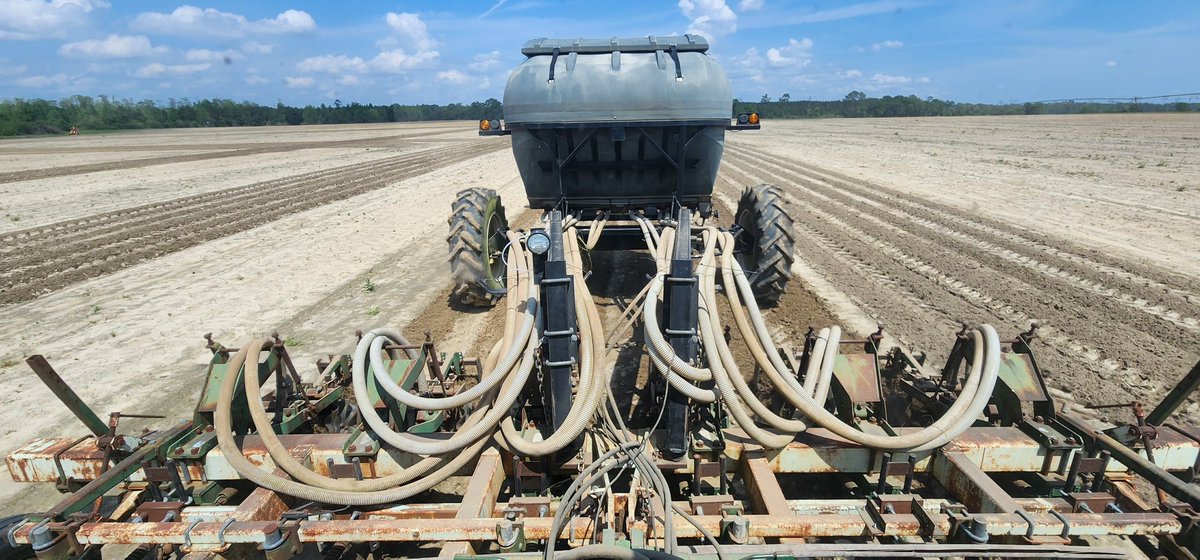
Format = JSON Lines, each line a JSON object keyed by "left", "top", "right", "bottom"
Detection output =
{"left": 0, "top": 141, "right": 503, "bottom": 303}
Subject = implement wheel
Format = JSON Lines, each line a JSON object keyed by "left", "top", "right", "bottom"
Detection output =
{"left": 0, "top": 515, "right": 34, "bottom": 560}
{"left": 734, "top": 184, "right": 795, "bottom": 307}
{"left": 447, "top": 188, "right": 508, "bottom": 307}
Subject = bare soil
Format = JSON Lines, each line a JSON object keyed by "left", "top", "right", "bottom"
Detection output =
{"left": 0, "top": 114, "right": 1196, "bottom": 511}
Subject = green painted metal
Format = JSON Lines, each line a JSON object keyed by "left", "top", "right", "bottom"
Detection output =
{"left": 26, "top": 355, "right": 109, "bottom": 438}
{"left": 1148, "top": 358, "right": 1200, "bottom": 426}
{"left": 277, "top": 387, "right": 344, "bottom": 435}
{"left": 830, "top": 353, "right": 883, "bottom": 422}
{"left": 363, "top": 346, "right": 448, "bottom": 434}
{"left": 46, "top": 420, "right": 194, "bottom": 519}
{"left": 195, "top": 348, "right": 280, "bottom": 434}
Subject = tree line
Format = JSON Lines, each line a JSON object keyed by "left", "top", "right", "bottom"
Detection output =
{"left": 1, "top": 92, "right": 1194, "bottom": 137}
{"left": 0, "top": 96, "right": 503, "bottom": 136}
{"left": 735, "top": 91, "right": 1197, "bottom": 119}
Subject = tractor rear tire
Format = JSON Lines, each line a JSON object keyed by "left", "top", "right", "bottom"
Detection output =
{"left": 734, "top": 184, "right": 795, "bottom": 307}
{"left": 447, "top": 188, "right": 508, "bottom": 307}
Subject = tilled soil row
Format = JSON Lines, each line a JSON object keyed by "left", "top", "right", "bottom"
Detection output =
{"left": 746, "top": 148, "right": 1200, "bottom": 307}
{"left": 721, "top": 148, "right": 1199, "bottom": 406}
{"left": 0, "top": 146, "right": 452, "bottom": 253}
{"left": 717, "top": 166, "right": 949, "bottom": 347}
{"left": 0, "top": 142, "right": 506, "bottom": 304}
{"left": 0, "top": 129, "right": 460, "bottom": 184}
{"left": 729, "top": 147, "right": 1200, "bottom": 341}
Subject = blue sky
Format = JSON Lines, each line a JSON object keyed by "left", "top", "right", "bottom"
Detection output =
{"left": 1, "top": 1, "right": 1198, "bottom": 105}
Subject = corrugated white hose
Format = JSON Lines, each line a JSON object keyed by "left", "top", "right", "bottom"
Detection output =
{"left": 641, "top": 229, "right": 713, "bottom": 383}
{"left": 746, "top": 319, "right": 1000, "bottom": 451}
{"left": 722, "top": 225, "right": 1003, "bottom": 448}
{"left": 696, "top": 298, "right": 794, "bottom": 448}
{"left": 600, "top": 214, "right": 662, "bottom": 345}
{"left": 233, "top": 339, "right": 448, "bottom": 491}
{"left": 499, "top": 228, "right": 607, "bottom": 455}
{"left": 215, "top": 341, "right": 490, "bottom": 505}
{"left": 716, "top": 231, "right": 829, "bottom": 409}
{"left": 812, "top": 325, "right": 841, "bottom": 407}
{"left": 353, "top": 326, "right": 536, "bottom": 455}
{"left": 683, "top": 230, "right": 1002, "bottom": 450}
{"left": 366, "top": 240, "right": 539, "bottom": 411}
{"left": 583, "top": 212, "right": 609, "bottom": 250}
{"left": 802, "top": 328, "right": 829, "bottom": 397}
{"left": 634, "top": 213, "right": 661, "bottom": 250}
{"left": 696, "top": 229, "right": 807, "bottom": 433}
{"left": 640, "top": 228, "right": 719, "bottom": 402}
{"left": 349, "top": 237, "right": 539, "bottom": 455}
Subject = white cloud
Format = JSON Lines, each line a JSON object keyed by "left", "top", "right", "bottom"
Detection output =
{"left": 738, "top": 0, "right": 763, "bottom": 10}
{"left": 766, "top": 37, "right": 813, "bottom": 67}
{"left": 59, "top": 34, "right": 167, "bottom": 58}
{"left": 1106, "top": 60, "right": 1117, "bottom": 67}
{"left": 284, "top": 76, "right": 314, "bottom": 88}
{"left": 0, "top": 0, "right": 108, "bottom": 40}
{"left": 260, "top": 10, "right": 315, "bottom": 33}
{"left": 871, "top": 40, "right": 903, "bottom": 51}
{"left": 368, "top": 12, "right": 439, "bottom": 73}
{"left": 872, "top": 73, "right": 911, "bottom": 84}
{"left": 838, "top": 69, "right": 863, "bottom": 79}
{"left": 242, "top": 41, "right": 274, "bottom": 54}
{"left": 298, "top": 54, "right": 368, "bottom": 74}
{"left": 0, "top": 58, "right": 27, "bottom": 75}
{"left": 371, "top": 49, "right": 438, "bottom": 72}
{"left": 436, "top": 70, "right": 471, "bottom": 85}
{"left": 917, "top": 76, "right": 930, "bottom": 83}
{"left": 133, "top": 62, "right": 210, "bottom": 78}
{"left": 384, "top": 12, "right": 434, "bottom": 51}
{"left": 727, "top": 47, "right": 765, "bottom": 82}
{"left": 336, "top": 74, "right": 362, "bottom": 86}
{"left": 678, "top": 0, "right": 737, "bottom": 38}
{"left": 244, "top": 74, "right": 269, "bottom": 85}
{"left": 132, "top": 6, "right": 315, "bottom": 38}
{"left": 469, "top": 51, "right": 502, "bottom": 72}
{"left": 16, "top": 72, "right": 68, "bottom": 87}
{"left": 185, "top": 48, "right": 239, "bottom": 63}
{"left": 479, "top": 0, "right": 506, "bottom": 18}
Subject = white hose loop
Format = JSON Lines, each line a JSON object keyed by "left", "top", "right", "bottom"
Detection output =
{"left": 709, "top": 230, "right": 1002, "bottom": 451}
{"left": 803, "top": 328, "right": 830, "bottom": 397}
{"left": 641, "top": 228, "right": 713, "bottom": 383}
{"left": 352, "top": 329, "right": 536, "bottom": 455}
{"left": 214, "top": 341, "right": 490, "bottom": 505}
{"left": 500, "top": 227, "right": 609, "bottom": 456}
{"left": 812, "top": 326, "right": 841, "bottom": 408}
{"left": 364, "top": 252, "right": 539, "bottom": 411}
{"left": 716, "top": 231, "right": 820, "bottom": 412}
{"left": 697, "top": 230, "right": 807, "bottom": 433}
{"left": 697, "top": 301, "right": 794, "bottom": 448}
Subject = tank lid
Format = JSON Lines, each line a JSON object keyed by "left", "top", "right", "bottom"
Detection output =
{"left": 521, "top": 35, "right": 709, "bottom": 56}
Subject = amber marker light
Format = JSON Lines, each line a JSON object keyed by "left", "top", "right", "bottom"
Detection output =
{"left": 480, "top": 119, "right": 491, "bottom": 131}
{"left": 748, "top": 113, "right": 759, "bottom": 125}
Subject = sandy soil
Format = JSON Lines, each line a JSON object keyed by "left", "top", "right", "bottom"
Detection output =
{"left": 0, "top": 114, "right": 1196, "bottom": 511}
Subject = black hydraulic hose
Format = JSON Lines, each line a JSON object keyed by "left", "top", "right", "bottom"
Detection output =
{"left": 546, "top": 448, "right": 637, "bottom": 559}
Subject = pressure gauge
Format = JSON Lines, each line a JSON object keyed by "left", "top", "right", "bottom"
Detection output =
{"left": 526, "top": 231, "right": 551, "bottom": 254}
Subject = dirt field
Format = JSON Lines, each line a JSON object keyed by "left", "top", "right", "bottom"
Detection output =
{"left": 0, "top": 114, "right": 1197, "bottom": 510}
